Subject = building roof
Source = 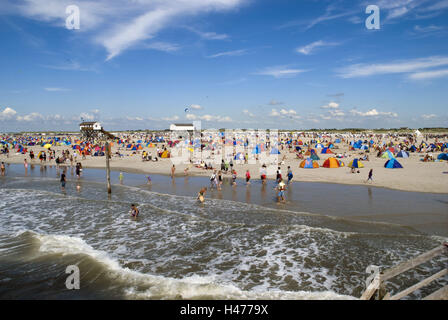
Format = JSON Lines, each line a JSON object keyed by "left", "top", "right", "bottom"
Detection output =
{"left": 172, "top": 123, "right": 194, "bottom": 127}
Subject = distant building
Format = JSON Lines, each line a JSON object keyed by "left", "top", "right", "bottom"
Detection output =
{"left": 170, "top": 123, "right": 195, "bottom": 139}
{"left": 170, "top": 123, "right": 195, "bottom": 131}
{"left": 80, "top": 121, "right": 102, "bottom": 131}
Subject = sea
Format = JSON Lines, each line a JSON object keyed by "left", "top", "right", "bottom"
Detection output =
{"left": 0, "top": 163, "right": 447, "bottom": 299}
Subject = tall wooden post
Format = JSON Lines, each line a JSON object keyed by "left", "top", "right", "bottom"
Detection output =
{"left": 106, "top": 141, "right": 111, "bottom": 194}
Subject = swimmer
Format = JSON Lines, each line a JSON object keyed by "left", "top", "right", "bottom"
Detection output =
{"left": 147, "top": 175, "right": 152, "bottom": 185}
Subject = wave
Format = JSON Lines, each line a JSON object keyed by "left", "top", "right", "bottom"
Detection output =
{"left": 21, "top": 230, "right": 356, "bottom": 300}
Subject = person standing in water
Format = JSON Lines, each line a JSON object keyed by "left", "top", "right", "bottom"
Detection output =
{"left": 277, "top": 178, "right": 286, "bottom": 203}
{"left": 60, "top": 172, "right": 66, "bottom": 191}
{"left": 0, "top": 162, "right": 5, "bottom": 176}
{"left": 119, "top": 172, "right": 124, "bottom": 184}
{"left": 171, "top": 165, "right": 176, "bottom": 179}
{"left": 245, "top": 169, "right": 251, "bottom": 185}
{"left": 130, "top": 204, "right": 139, "bottom": 220}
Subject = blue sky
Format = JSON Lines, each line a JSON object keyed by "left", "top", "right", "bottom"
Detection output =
{"left": 0, "top": 0, "right": 448, "bottom": 131}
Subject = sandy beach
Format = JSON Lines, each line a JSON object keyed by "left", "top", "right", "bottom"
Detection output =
{"left": 2, "top": 136, "right": 447, "bottom": 194}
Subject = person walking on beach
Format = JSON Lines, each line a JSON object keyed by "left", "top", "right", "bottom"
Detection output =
{"left": 366, "top": 169, "right": 373, "bottom": 183}
{"left": 60, "top": 172, "right": 66, "bottom": 191}
{"left": 0, "top": 162, "right": 5, "bottom": 176}
{"left": 130, "top": 204, "right": 139, "bottom": 220}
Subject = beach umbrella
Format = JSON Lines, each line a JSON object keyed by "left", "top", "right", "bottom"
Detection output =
{"left": 43, "top": 144, "right": 52, "bottom": 149}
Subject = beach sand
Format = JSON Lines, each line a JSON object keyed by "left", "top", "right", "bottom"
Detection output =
{"left": 2, "top": 139, "right": 447, "bottom": 194}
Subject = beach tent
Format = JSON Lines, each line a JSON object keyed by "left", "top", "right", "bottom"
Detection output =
{"left": 305, "top": 149, "right": 316, "bottom": 156}
{"left": 310, "top": 153, "right": 320, "bottom": 160}
{"left": 43, "top": 144, "right": 52, "bottom": 149}
{"left": 384, "top": 158, "right": 403, "bottom": 169}
{"left": 409, "top": 145, "right": 417, "bottom": 152}
{"left": 270, "top": 148, "right": 280, "bottom": 154}
{"left": 381, "top": 150, "right": 395, "bottom": 159}
{"left": 315, "top": 143, "right": 324, "bottom": 149}
{"left": 321, "top": 147, "right": 333, "bottom": 154}
{"left": 360, "top": 145, "right": 369, "bottom": 150}
{"left": 323, "top": 157, "right": 342, "bottom": 168}
{"left": 300, "top": 158, "right": 319, "bottom": 169}
{"left": 437, "top": 153, "right": 448, "bottom": 161}
{"left": 348, "top": 158, "right": 364, "bottom": 168}
{"left": 396, "top": 151, "right": 409, "bottom": 158}
{"left": 295, "top": 146, "right": 302, "bottom": 152}
{"left": 334, "top": 139, "right": 341, "bottom": 143}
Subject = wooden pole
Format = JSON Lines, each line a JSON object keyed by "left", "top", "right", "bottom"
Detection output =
{"left": 106, "top": 141, "right": 111, "bottom": 194}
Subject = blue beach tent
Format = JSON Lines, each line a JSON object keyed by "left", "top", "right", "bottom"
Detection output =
{"left": 384, "top": 158, "right": 403, "bottom": 169}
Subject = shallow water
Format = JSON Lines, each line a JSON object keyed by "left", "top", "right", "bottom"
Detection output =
{"left": 0, "top": 164, "right": 447, "bottom": 299}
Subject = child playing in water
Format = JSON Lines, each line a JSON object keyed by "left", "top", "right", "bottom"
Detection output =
{"left": 197, "top": 187, "right": 207, "bottom": 203}
{"left": 130, "top": 204, "right": 139, "bottom": 219}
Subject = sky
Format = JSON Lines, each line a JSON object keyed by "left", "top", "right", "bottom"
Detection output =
{"left": 0, "top": 0, "right": 448, "bottom": 132}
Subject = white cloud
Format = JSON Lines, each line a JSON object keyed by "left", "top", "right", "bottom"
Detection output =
{"left": 189, "top": 104, "right": 203, "bottom": 110}
{"left": 6, "top": 0, "right": 245, "bottom": 60}
{"left": 270, "top": 109, "right": 280, "bottom": 117}
{"left": 337, "top": 56, "right": 448, "bottom": 78}
{"left": 350, "top": 109, "right": 398, "bottom": 118}
{"left": 207, "top": 49, "right": 248, "bottom": 58}
{"left": 320, "top": 102, "right": 339, "bottom": 109}
{"left": 144, "top": 41, "right": 181, "bottom": 52}
{"left": 185, "top": 27, "right": 228, "bottom": 40}
{"left": 413, "top": 25, "right": 443, "bottom": 33}
{"left": 242, "top": 110, "right": 255, "bottom": 117}
{"left": 44, "top": 87, "right": 71, "bottom": 92}
{"left": 186, "top": 113, "right": 230, "bottom": 122}
{"left": 421, "top": 114, "right": 437, "bottom": 119}
{"left": 408, "top": 68, "right": 448, "bottom": 80}
{"left": 162, "top": 115, "right": 180, "bottom": 121}
{"left": 296, "top": 40, "right": 339, "bottom": 55}
{"left": 17, "top": 112, "right": 45, "bottom": 122}
{"left": 255, "top": 66, "right": 307, "bottom": 78}
{"left": 98, "top": 0, "right": 245, "bottom": 60}
{"left": 280, "top": 109, "right": 297, "bottom": 115}
{"left": 0, "top": 107, "right": 17, "bottom": 120}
